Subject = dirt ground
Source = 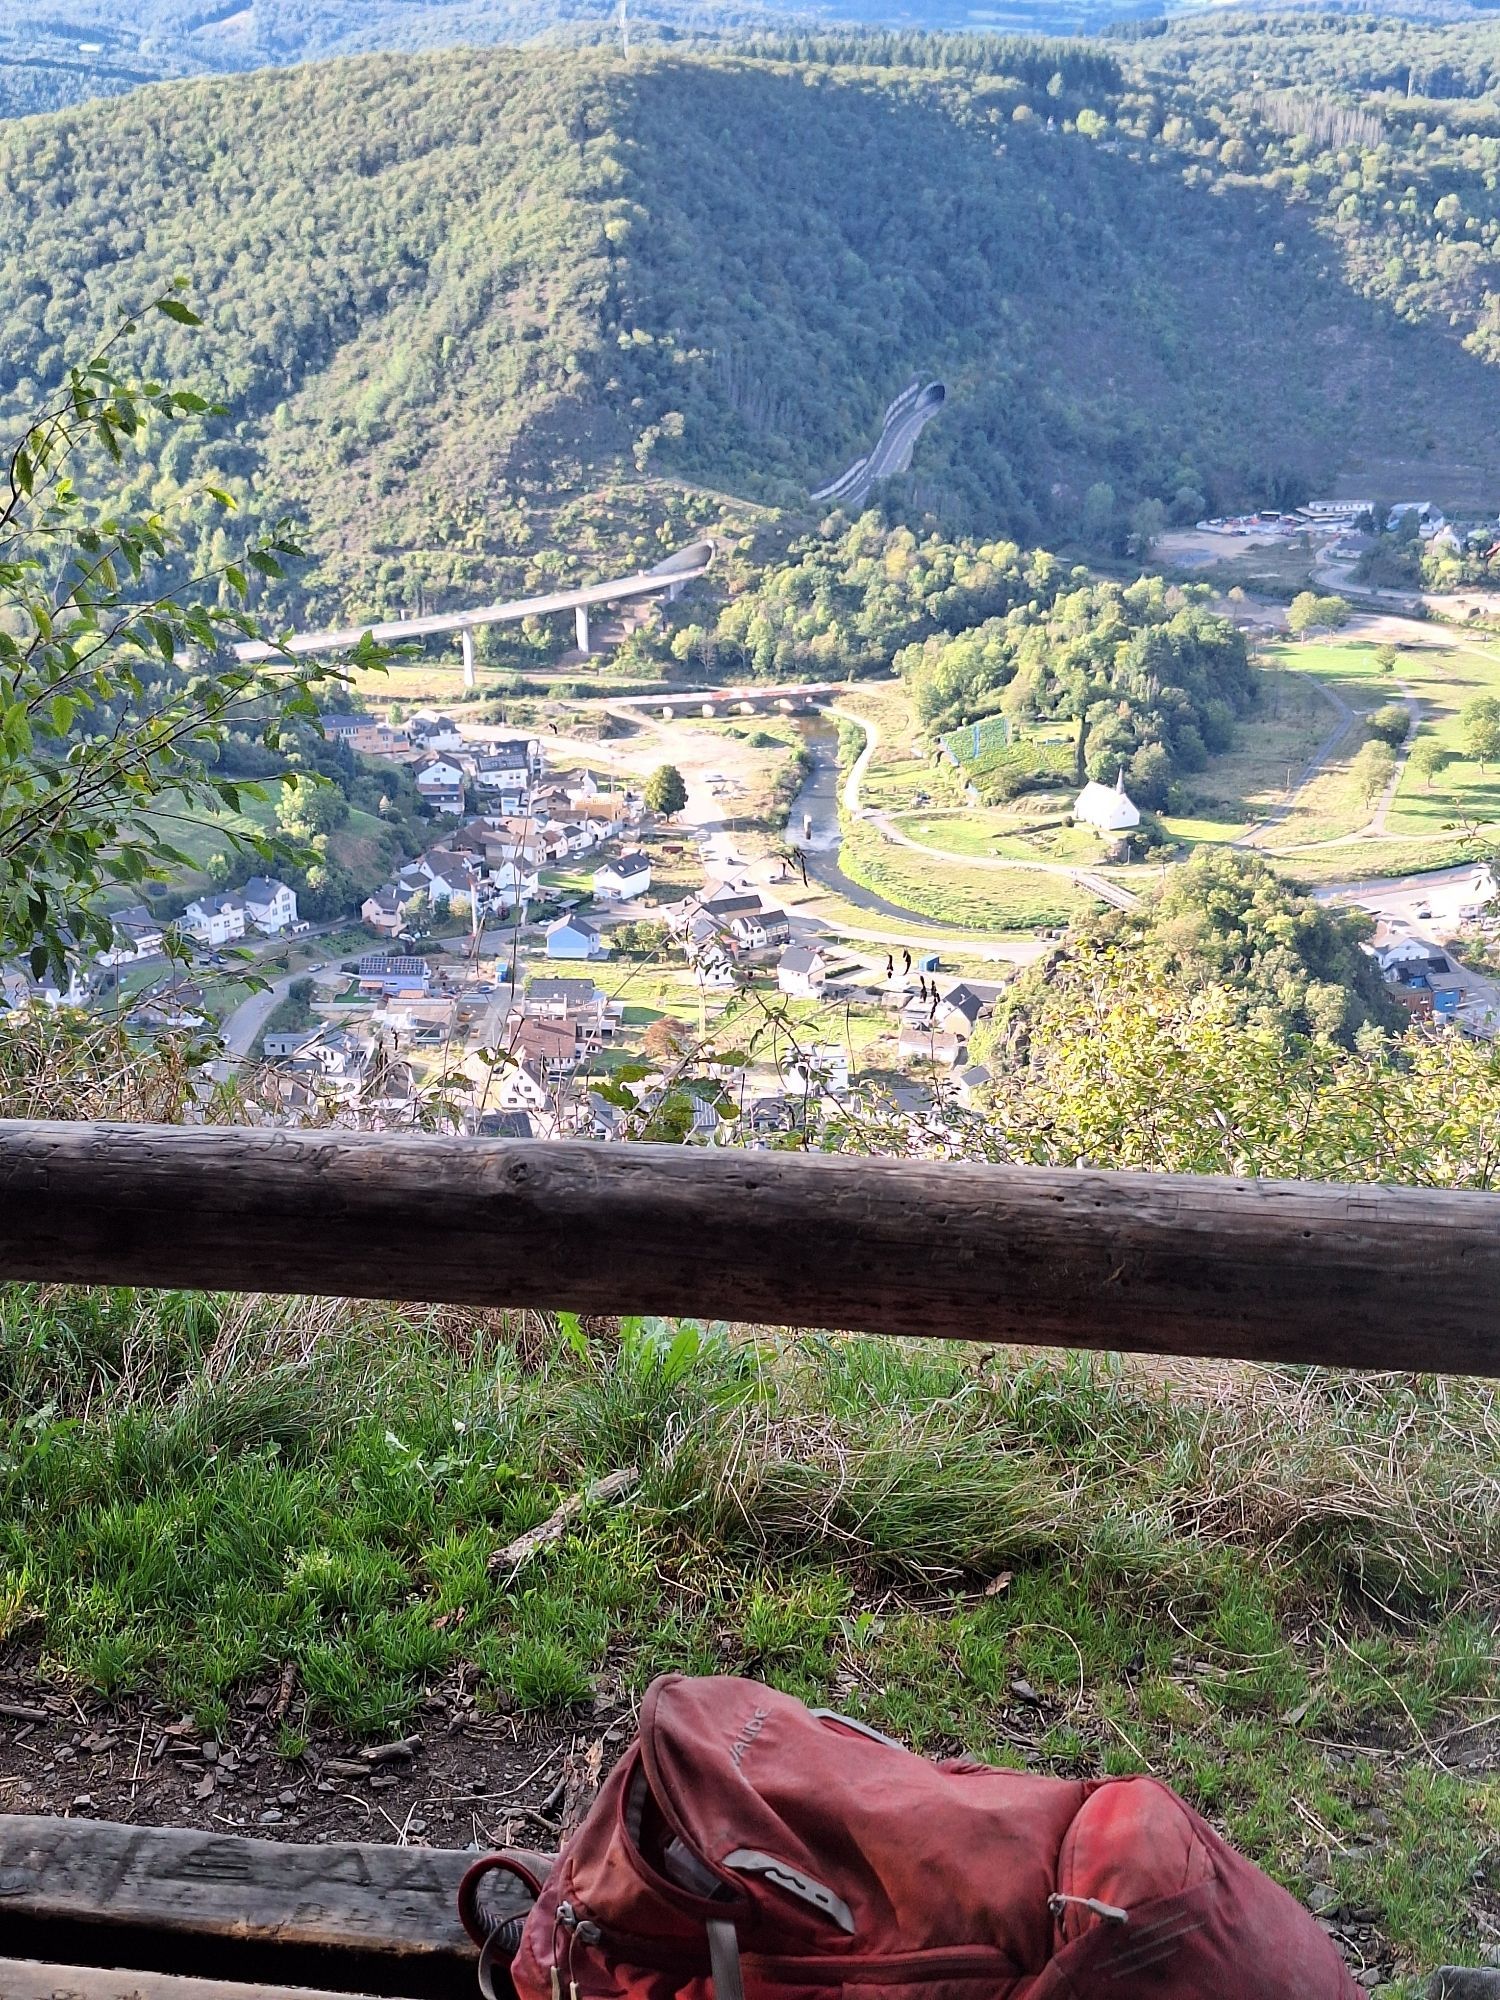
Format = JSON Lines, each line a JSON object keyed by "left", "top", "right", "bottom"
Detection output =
{"left": 4, "top": 1645, "right": 1477, "bottom": 1993}
{"left": 0, "top": 1647, "right": 619, "bottom": 1856}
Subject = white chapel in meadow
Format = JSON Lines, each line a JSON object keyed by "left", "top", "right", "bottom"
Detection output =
{"left": 1073, "top": 769, "right": 1141, "bottom": 833}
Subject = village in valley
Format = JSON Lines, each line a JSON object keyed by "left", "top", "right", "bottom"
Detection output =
{"left": 29, "top": 482, "right": 1500, "bottom": 1146}
{"left": 55, "top": 587, "right": 1500, "bottom": 1144}
{"left": 64, "top": 685, "right": 1021, "bottom": 1144}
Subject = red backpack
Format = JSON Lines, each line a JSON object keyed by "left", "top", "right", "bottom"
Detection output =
{"left": 460, "top": 1673, "right": 1359, "bottom": 2000}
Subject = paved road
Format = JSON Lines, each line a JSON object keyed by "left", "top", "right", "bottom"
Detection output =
{"left": 1311, "top": 860, "right": 1497, "bottom": 915}
{"left": 218, "top": 945, "right": 356, "bottom": 1058}
{"left": 810, "top": 380, "right": 945, "bottom": 511}
{"left": 220, "top": 975, "right": 293, "bottom": 1059}
{"left": 1312, "top": 551, "right": 1500, "bottom": 625}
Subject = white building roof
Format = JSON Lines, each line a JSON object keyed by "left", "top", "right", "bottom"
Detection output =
{"left": 1074, "top": 770, "right": 1140, "bottom": 832}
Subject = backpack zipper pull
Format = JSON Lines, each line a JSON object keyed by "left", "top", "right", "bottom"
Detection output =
{"left": 1048, "top": 1893, "right": 1129, "bottom": 1924}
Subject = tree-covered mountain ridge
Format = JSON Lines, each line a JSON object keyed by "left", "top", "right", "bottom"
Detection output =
{"left": 4, "top": 34, "right": 1500, "bottom": 624}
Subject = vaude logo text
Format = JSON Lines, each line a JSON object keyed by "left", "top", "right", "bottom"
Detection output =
{"left": 729, "top": 1706, "right": 770, "bottom": 1769}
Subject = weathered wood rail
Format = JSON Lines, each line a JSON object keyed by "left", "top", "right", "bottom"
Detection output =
{"left": 0, "top": 1816, "right": 541, "bottom": 1999}
{"left": 3, "top": 1119, "right": 1500, "bottom": 1373}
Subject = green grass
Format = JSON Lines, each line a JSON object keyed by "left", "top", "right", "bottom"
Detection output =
{"left": 1274, "top": 839, "right": 1486, "bottom": 888}
{"left": 839, "top": 685, "right": 971, "bottom": 817}
{"left": 887, "top": 807, "right": 1092, "bottom": 865}
{"left": 863, "top": 642, "right": 1499, "bottom": 882}
{"left": 2, "top": 1287, "right": 1498, "bottom": 1973}
{"left": 792, "top": 880, "right": 1044, "bottom": 954}
{"left": 1162, "top": 666, "right": 1333, "bottom": 845}
{"left": 1259, "top": 633, "right": 1500, "bottom": 849}
{"left": 295, "top": 924, "right": 374, "bottom": 965}
{"left": 541, "top": 868, "right": 595, "bottom": 896}
{"left": 149, "top": 785, "right": 395, "bottom": 902}
{"left": 839, "top": 813, "right": 1087, "bottom": 932}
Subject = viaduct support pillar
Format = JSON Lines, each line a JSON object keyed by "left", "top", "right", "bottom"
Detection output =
{"left": 460, "top": 629, "right": 476, "bottom": 689}
{"left": 575, "top": 604, "right": 591, "bottom": 655}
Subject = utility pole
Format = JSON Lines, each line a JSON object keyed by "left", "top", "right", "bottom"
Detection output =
{"left": 619, "top": 0, "right": 630, "bottom": 61}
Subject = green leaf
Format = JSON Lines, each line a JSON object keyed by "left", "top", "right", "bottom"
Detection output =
{"left": 555, "top": 1311, "right": 590, "bottom": 1359}
{"left": 155, "top": 299, "right": 203, "bottom": 326}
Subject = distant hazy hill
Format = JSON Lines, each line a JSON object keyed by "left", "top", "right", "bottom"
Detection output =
{"left": 14, "top": 0, "right": 1500, "bottom": 124}
{"left": 0, "top": 0, "right": 1158, "bottom": 119}
{"left": 1, "top": 37, "right": 1498, "bottom": 621}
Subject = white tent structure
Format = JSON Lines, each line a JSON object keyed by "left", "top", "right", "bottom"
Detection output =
{"left": 1074, "top": 770, "right": 1141, "bottom": 833}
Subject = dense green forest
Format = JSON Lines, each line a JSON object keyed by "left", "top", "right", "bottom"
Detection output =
{"left": 996, "top": 847, "right": 1399, "bottom": 1049}
{"left": 669, "top": 516, "right": 1070, "bottom": 678}
{"left": 0, "top": 1, "right": 1216, "bottom": 121}
{"left": 5, "top": 25, "right": 1500, "bottom": 630}
{"left": 668, "top": 515, "right": 1251, "bottom": 804}
{"left": 1131, "top": 14, "right": 1500, "bottom": 394}
{"left": 896, "top": 570, "right": 1252, "bottom": 803}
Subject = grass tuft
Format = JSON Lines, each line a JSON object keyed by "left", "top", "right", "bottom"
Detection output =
{"left": 3, "top": 1288, "right": 1500, "bottom": 1968}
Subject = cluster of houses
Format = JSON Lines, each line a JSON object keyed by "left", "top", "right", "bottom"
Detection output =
{"left": 674, "top": 885, "right": 788, "bottom": 983}
{"left": 360, "top": 826, "right": 542, "bottom": 934}
{"left": 353, "top": 726, "right": 653, "bottom": 943}
{"left": 1193, "top": 499, "right": 1500, "bottom": 567}
{"left": 259, "top": 956, "right": 632, "bottom": 1138}
{"left": 1313, "top": 500, "right": 1500, "bottom": 568}
{"left": 0, "top": 873, "right": 304, "bottom": 1023}
{"left": 1195, "top": 509, "right": 1311, "bottom": 538}
{"left": 665, "top": 880, "right": 993, "bottom": 1067}
{"left": 1197, "top": 500, "right": 1441, "bottom": 539}
{"left": 668, "top": 883, "right": 832, "bottom": 996}
{"left": 180, "top": 877, "right": 301, "bottom": 950}
{"left": 97, "top": 877, "right": 302, "bottom": 966}
{"left": 263, "top": 958, "right": 867, "bottom": 1145}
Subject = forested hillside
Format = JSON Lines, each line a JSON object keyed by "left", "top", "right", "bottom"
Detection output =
{"left": 0, "top": 0, "right": 1180, "bottom": 119}
{"left": 4, "top": 33, "right": 1500, "bottom": 625}
{"left": 1134, "top": 13, "right": 1500, "bottom": 427}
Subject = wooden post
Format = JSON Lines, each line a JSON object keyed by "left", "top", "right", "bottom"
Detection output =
{"left": 3, "top": 1121, "right": 1500, "bottom": 1373}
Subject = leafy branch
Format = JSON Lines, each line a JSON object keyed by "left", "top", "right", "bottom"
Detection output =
{"left": 0, "top": 289, "right": 377, "bottom": 981}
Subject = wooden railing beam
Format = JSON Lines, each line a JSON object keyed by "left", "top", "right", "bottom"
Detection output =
{"left": 2, "top": 1119, "right": 1498, "bottom": 1374}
